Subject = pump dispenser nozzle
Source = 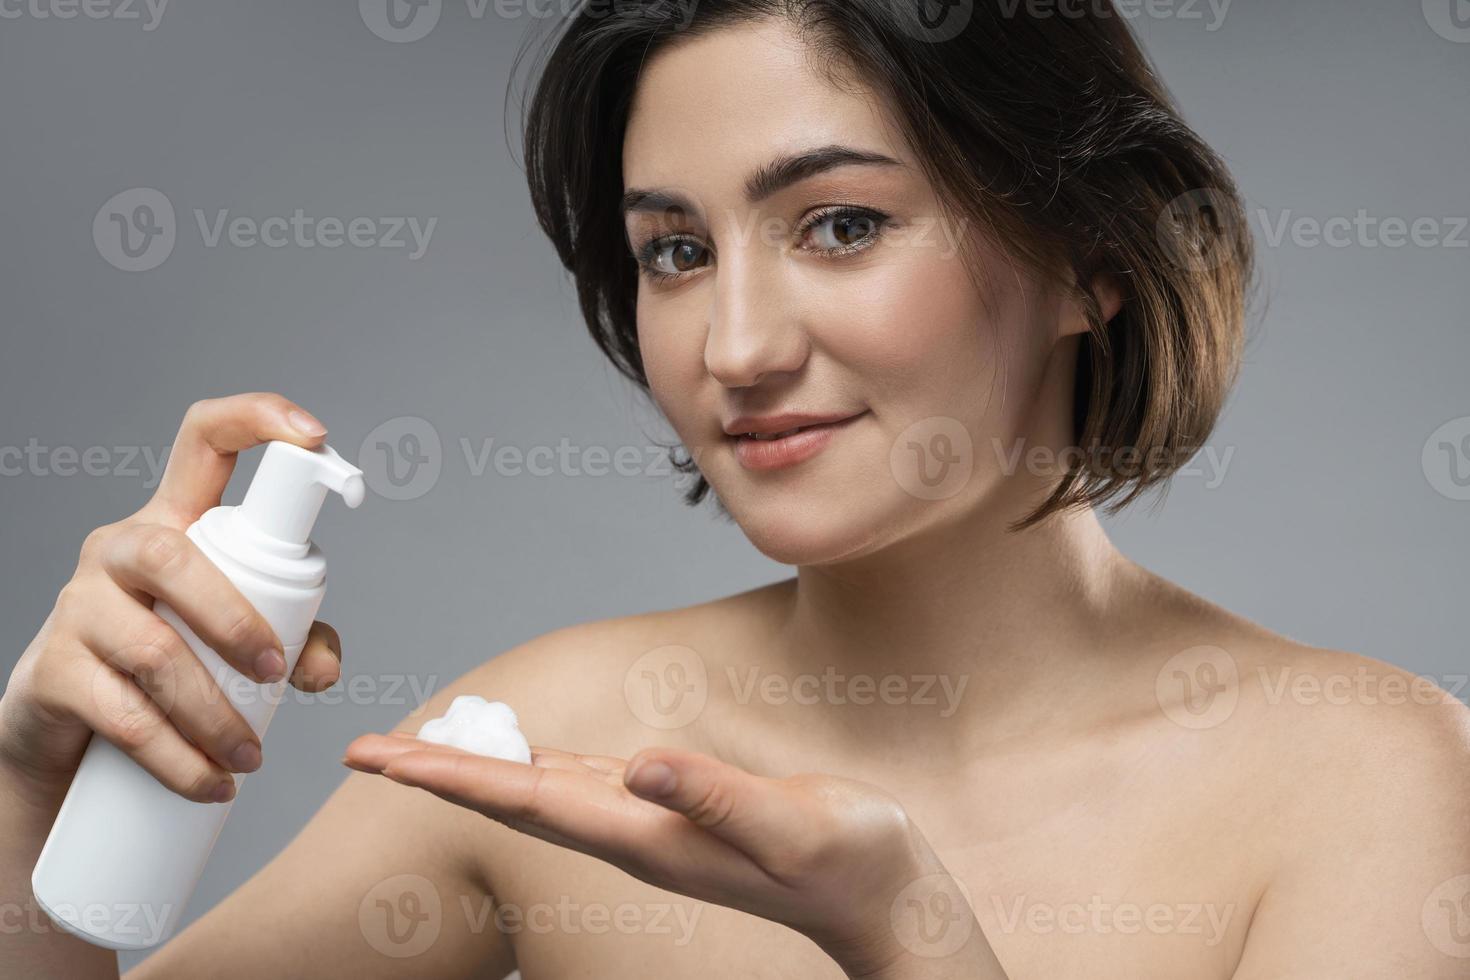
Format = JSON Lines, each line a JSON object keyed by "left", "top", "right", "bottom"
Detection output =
{"left": 238, "top": 441, "right": 365, "bottom": 546}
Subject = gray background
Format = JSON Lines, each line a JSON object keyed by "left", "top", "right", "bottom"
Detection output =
{"left": 1, "top": 0, "right": 1466, "bottom": 973}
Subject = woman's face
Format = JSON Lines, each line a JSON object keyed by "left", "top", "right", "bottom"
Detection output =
{"left": 623, "top": 18, "right": 1080, "bottom": 566}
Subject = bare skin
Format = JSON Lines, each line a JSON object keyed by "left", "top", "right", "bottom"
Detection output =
{"left": 3, "top": 14, "right": 1469, "bottom": 980}
{"left": 0, "top": 395, "right": 1466, "bottom": 980}
{"left": 139, "top": 571, "right": 1470, "bottom": 977}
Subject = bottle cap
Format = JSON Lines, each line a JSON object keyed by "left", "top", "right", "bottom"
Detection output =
{"left": 237, "top": 441, "right": 365, "bottom": 546}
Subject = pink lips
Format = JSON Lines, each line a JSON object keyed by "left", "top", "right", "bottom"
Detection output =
{"left": 730, "top": 413, "right": 866, "bottom": 471}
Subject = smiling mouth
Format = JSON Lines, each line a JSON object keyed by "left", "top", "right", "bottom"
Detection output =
{"left": 728, "top": 412, "right": 868, "bottom": 471}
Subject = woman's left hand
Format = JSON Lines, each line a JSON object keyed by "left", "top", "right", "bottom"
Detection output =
{"left": 341, "top": 734, "right": 1003, "bottom": 979}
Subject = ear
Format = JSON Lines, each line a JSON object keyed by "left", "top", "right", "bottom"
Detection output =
{"left": 1060, "top": 271, "right": 1125, "bottom": 338}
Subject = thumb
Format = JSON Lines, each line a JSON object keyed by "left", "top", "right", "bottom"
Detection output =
{"left": 624, "top": 747, "right": 798, "bottom": 858}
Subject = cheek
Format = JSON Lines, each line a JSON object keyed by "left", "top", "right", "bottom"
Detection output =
{"left": 636, "top": 291, "right": 705, "bottom": 429}
{"left": 799, "top": 242, "right": 1005, "bottom": 418}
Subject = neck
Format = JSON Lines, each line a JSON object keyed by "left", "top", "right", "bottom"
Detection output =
{"left": 768, "top": 494, "right": 1134, "bottom": 750}
{"left": 787, "top": 495, "right": 1124, "bottom": 656}
{"left": 757, "top": 332, "right": 1142, "bottom": 749}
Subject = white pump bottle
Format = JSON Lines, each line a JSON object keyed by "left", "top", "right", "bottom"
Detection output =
{"left": 30, "top": 440, "right": 365, "bottom": 950}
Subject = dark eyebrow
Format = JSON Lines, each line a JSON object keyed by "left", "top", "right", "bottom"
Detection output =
{"left": 621, "top": 144, "right": 903, "bottom": 218}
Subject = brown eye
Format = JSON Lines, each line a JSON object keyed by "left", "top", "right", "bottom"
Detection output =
{"left": 643, "top": 238, "right": 709, "bottom": 277}
{"left": 834, "top": 214, "right": 875, "bottom": 244}
{"left": 804, "top": 209, "right": 884, "bottom": 252}
{"left": 670, "top": 241, "right": 705, "bottom": 271}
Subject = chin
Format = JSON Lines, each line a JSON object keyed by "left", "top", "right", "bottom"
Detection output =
{"left": 716, "top": 479, "right": 909, "bottom": 567}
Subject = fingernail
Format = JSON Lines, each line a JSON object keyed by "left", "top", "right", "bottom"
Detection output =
{"left": 211, "top": 779, "right": 237, "bottom": 803}
{"left": 287, "top": 409, "right": 327, "bottom": 437}
{"left": 254, "top": 649, "right": 287, "bottom": 683}
{"left": 627, "top": 759, "right": 677, "bottom": 797}
{"left": 229, "top": 741, "right": 262, "bottom": 773}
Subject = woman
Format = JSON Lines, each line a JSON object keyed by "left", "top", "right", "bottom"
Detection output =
{"left": 4, "top": 2, "right": 1467, "bottom": 977}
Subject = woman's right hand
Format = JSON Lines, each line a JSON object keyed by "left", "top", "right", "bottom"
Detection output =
{"left": 0, "top": 392, "right": 347, "bottom": 806}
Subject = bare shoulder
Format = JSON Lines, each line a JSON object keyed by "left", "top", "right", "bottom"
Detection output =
{"left": 1229, "top": 642, "right": 1470, "bottom": 969}
{"left": 1234, "top": 639, "right": 1470, "bottom": 812}
{"left": 424, "top": 579, "right": 790, "bottom": 757}
{"left": 1125, "top": 562, "right": 1470, "bottom": 966}
{"left": 1130, "top": 560, "right": 1470, "bottom": 785}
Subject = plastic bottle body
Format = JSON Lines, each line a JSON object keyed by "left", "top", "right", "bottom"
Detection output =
{"left": 30, "top": 509, "right": 326, "bottom": 950}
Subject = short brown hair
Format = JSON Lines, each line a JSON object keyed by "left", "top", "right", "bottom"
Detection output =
{"left": 518, "top": 0, "right": 1256, "bottom": 528}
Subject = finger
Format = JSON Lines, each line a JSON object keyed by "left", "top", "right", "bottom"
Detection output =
{"left": 98, "top": 523, "right": 286, "bottom": 684}
{"left": 623, "top": 747, "right": 807, "bottom": 861}
{"left": 529, "top": 754, "right": 615, "bottom": 780}
{"left": 357, "top": 735, "right": 625, "bottom": 781}
{"left": 345, "top": 734, "right": 586, "bottom": 775}
{"left": 343, "top": 732, "right": 468, "bottom": 770}
{"left": 370, "top": 747, "right": 679, "bottom": 859}
{"left": 541, "top": 747, "right": 627, "bottom": 774}
{"left": 351, "top": 742, "right": 773, "bottom": 899}
{"left": 49, "top": 647, "right": 238, "bottom": 804}
{"left": 522, "top": 744, "right": 628, "bottom": 775}
{"left": 290, "top": 621, "right": 341, "bottom": 692}
{"left": 147, "top": 393, "right": 329, "bottom": 526}
{"left": 72, "top": 580, "right": 263, "bottom": 774}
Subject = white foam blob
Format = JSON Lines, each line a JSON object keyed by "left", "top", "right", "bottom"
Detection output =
{"left": 415, "top": 695, "right": 532, "bottom": 764}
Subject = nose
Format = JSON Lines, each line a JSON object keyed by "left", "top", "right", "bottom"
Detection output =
{"left": 702, "top": 250, "right": 810, "bottom": 388}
